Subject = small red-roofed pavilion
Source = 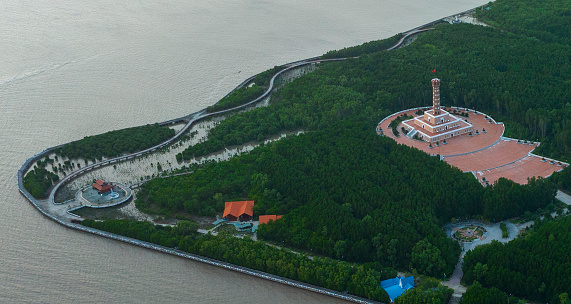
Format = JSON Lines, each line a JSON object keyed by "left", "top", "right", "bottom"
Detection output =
{"left": 223, "top": 201, "right": 254, "bottom": 222}
{"left": 259, "top": 215, "right": 282, "bottom": 225}
{"left": 92, "top": 179, "right": 113, "bottom": 194}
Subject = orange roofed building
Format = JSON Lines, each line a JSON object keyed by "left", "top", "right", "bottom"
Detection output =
{"left": 92, "top": 179, "right": 113, "bottom": 194}
{"left": 259, "top": 215, "right": 282, "bottom": 225}
{"left": 223, "top": 201, "right": 254, "bottom": 222}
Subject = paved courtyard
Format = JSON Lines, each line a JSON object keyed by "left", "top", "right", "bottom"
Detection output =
{"left": 77, "top": 182, "right": 132, "bottom": 208}
{"left": 378, "top": 107, "right": 568, "bottom": 185}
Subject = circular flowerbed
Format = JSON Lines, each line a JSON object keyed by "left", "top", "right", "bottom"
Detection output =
{"left": 452, "top": 225, "right": 487, "bottom": 242}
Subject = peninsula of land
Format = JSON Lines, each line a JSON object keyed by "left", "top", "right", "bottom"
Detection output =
{"left": 19, "top": 0, "right": 571, "bottom": 303}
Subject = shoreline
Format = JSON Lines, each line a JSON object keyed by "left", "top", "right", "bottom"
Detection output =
{"left": 17, "top": 6, "right": 489, "bottom": 304}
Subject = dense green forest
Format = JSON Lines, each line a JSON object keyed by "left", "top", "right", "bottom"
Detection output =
{"left": 56, "top": 124, "right": 174, "bottom": 162}
{"left": 178, "top": 23, "right": 571, "bottom": 162}
{"left": 139, "top": 123, "right": 556, "bottom": 277}
{"left": 482, "top": 177, "right": 557, "bottom": 220}
{"left": 205, "top": 85, "right": 264, "bottom": 113}
{"left": 460, "top": 281, "right": 553, "bottom": 304}
{"left": 82, "top": 219, "right": 392, "bottom": 303}
{"left": 475, "top": 0, "right": 571, "bottom": 46}
{"left": 460, "top": 281, "right": 510, "bottom": 304}
{"left": 462, "top": 216, "right": 571, "bottom": 302}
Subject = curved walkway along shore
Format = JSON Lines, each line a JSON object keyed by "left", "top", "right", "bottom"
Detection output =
{"left": 17, "top": 8, "right": 492, "bottom": 303}
{"left": 18, "top": 56, "right": 384, "bottom": 304}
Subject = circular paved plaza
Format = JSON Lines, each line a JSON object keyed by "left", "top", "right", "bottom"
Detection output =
{"left": 76, "top": 182, "right": 132, "bottom": 208}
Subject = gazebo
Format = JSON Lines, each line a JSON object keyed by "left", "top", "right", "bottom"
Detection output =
{"left": 92, "top": 179, "right": 113, "bottom": 194}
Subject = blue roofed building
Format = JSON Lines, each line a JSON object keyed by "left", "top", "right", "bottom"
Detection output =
{"left": 380, "top": 276, "right": 415, "bottom": 302}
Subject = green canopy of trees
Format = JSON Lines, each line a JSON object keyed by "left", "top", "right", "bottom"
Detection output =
{"left": 460, "top": 281, "right": 509, "bottom": 304}
{"left": 138, "top": 122, "right": 556, "bottom": 277}
{"left": 179, "top": 22, "right": 571, "bottom": 162}
{"left": 463, "top": 216, "right": 571, "bottom": 302}
{"left": 206, "top": 85, "right": 264, "bottom": 114}
{"left": 23, "top": 166, "right": 59, "bottom": 198}
{"left": 322, "top": 33, "right": 403, "bottom": 59}
{"left": 550, "top": 165, "right": 571, "bottom": 192}
{"left": 82, "top": 219, "right": 198, "bottom": 248}
{"left": 475, "top": 0, "right": 571, "bottom": 46}
{"left": 395, "top": 285, "right": 454, "bottom": 304}
{"left": 56, "top": 124, "right": 174, "bottom": 161}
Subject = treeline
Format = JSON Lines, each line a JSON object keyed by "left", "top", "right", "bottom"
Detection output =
{"left": 321, "top": 33, "right": 403, "bottom": 59}
{"left": 475, "top": 0, "right": 571, "bottom": 46}
{"left": 182, "top": 23, "right": 571, "bottom": 162}
{"left": 82, "top": 218, "right": 392, "bottom": 303}
{"left": 205, "top": 85, "right": 264, "bottom": 114}
{"left": 459, "top": 281, "right": 560, "bottom": 304}
{"left": 550, "top": 165, "right": 571, "bottom": 192}
{"left": 82, "top": 219, "right": 199, "bottom": 248}
{"left": 253, "top": 66, "right": 285, "bottom": 87}
{"left": 56, "top": 124, "right": 174, "bottom": 162}
{"left": 462, "top": 216, "right": 571, "bottom": 302}
{"left": 460, "top": 281, "right": 510, "bottom": 304}
{"left": 23, "top": 166, "right": 59, "bottom": 198}
{"left": 482, "top": 177, "right": 557, "bottom": 220}
{"left": 395, "top": 285, "right": 453, "bottom": 304}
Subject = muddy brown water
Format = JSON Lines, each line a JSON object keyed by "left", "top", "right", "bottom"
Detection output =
{"left": 1, "top": 1, "right": 489, "bottom": 302}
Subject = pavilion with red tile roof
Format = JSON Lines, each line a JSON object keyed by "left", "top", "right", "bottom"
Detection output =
{"left": 259, "top": 215, "right": 282, "bottom": 225}
{"left": 92, "top": 179, "right": 113, "bottom": 194}
{"left": 223, "top": 201, "right": 254, "bottom": 222}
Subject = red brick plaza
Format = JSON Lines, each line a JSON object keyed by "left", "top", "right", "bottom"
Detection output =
{"left": 377, "top": 79, "right": 568, "bottom": 186}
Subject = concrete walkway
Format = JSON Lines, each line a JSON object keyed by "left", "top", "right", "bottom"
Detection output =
{"left": 556, "top": 190, "right": 571, "bottom": 205}
{"left": 442, "top": 220, "right": 521, "bottom": 301}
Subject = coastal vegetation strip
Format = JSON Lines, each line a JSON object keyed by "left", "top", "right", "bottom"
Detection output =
{"left": 55, "top": 124, "right": 175, "bottom": 162}
{"left": 206, "top": 85, "right": 265, "bottom": 113}
{"left": 23, "top": 165, "right": 60, "bottom": 199}
{"left": 23, "top": 124, "right": 174, "bottom": 198}
{"left": 82, "top": 218, "right": 392, "bottom": 303}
